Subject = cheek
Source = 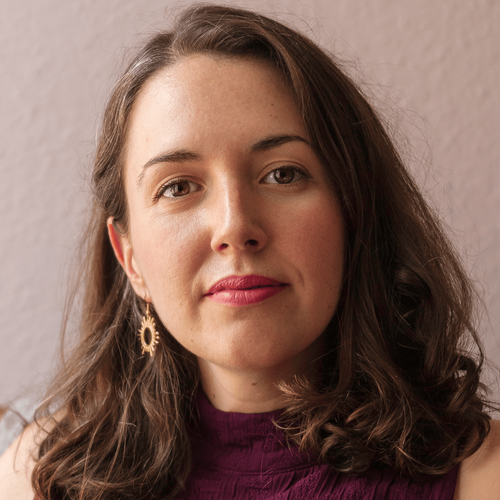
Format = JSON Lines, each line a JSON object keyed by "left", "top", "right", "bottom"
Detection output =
{"left": 288, "top": 200, "right": 344, "bottom": 310}
{"left": 132, "top": 214, "right": 208, "bottom": 300}
{"left": 289, "top": 201, "right": 344, "bottom": 269}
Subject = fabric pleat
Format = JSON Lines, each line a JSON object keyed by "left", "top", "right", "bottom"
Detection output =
{"left": 174, "top": 390, "right": 458, "bottom": 499}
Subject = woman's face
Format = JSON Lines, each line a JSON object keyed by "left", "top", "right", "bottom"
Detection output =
{"left": 112, "top": 55, "right": 344, "bottom": 374}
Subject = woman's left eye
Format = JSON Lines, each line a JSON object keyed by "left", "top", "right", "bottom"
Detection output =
{"left": 262, "top": 167, "right": 305, "bottom": 185}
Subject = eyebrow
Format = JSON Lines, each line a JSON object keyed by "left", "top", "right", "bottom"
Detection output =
{"left": 137, "top": 134, "right": 309, "bottom": 188}
{"left": 250, "top": 134, "right": 309, "bottom": 153}
{"left": 137, "top": 150, "right": 202, "bottom": 188}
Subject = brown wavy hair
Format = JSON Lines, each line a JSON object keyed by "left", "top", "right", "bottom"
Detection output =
{"left": 32, "top": 4, "right": 493, "bottom": 499}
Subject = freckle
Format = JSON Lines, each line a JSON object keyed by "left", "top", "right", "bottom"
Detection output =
{"left": 252, "top": 382, "right": 257, "bottom": 386}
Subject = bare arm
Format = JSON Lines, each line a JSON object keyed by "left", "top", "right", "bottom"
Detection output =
{"left": 0, "top": 424, "right": 38, "bottom": 500}
{"left": 455, "top": 420, "right": 500, "bottom": 499}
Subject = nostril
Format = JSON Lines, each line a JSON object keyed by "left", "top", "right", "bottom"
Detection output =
{"left": 215, "top": 240, "right": 259, "bottom": 251}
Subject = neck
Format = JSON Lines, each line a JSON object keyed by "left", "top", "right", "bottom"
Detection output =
{"left": 197, "top": 340, "right": 323, "bottom": 413}
{"left": 197, "top": 362, "right": 286, "bottom": 413}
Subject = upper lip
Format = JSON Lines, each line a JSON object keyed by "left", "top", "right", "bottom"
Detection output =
{"left": 206, "top": 275, "right": 287, "bottom": 295}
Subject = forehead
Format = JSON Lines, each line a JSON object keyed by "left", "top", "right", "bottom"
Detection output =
{"left": 133, "top": 54, "right": 294, "bottom": 117}
{"left": 124, "top": 55, "right": 305, "bottom": 167}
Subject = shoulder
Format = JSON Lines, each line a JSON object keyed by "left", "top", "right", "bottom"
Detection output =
{"left": 454, "top": 420, "right": 500, "bottom": 500}
{"left": 0, "top": 422, "right": 39, "bottom": 500}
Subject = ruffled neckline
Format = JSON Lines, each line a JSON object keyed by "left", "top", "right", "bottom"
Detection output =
{"left": 191, "top": 390, "right": 313, "bottom": 474}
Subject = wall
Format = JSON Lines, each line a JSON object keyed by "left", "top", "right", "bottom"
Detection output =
{"left": 0, "top": 0, "right": 498, "bottom": 404}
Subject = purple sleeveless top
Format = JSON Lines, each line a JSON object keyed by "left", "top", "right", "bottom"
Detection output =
{"left": 33, "top": 392, "right": 458, "bottom": 500}
{"left": 174, "top": 391, "right": 458, "bottom": 499}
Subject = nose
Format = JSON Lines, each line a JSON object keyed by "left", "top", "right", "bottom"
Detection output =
{"left": 210, "top": 181, "right": 268, "bottom": 254}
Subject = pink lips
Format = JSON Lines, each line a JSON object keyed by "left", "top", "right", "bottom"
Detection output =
{"left": 205, "top": 275, "right": 288, "bottom": 306}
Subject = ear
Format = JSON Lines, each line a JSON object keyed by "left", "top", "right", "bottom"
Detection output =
{"left": 107, "top": 217, "right": 149, "bottom": 300}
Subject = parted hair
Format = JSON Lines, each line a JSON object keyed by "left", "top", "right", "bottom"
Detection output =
{"left": 32, "top": 4, "right": 491, "bottom": 499}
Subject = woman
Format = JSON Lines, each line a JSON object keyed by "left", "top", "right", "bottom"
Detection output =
{"left": 0, "top": 4, "right": 498, "bottom": 499}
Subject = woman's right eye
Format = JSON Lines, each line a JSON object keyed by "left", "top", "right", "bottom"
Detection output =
{"left": 156, "top": 179, "right": 201, "bottom": 199}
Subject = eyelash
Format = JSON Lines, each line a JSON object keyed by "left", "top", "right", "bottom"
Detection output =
{"left": 261, "top": 166, "right": 307, "bottom": 185}
{"left": 154, "top": 166, "right": 308, "bottom": 200}
{"left": 154, "top": 178, "right": 200, "bottom": 200}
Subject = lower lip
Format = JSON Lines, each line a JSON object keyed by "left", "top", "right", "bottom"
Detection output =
{"left": 206, "top": 285, "right": 287, "bottom": 306}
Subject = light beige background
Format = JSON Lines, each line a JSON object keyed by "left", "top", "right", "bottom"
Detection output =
{"left": 0, "top": 0, "right": 498, "bottom": 405}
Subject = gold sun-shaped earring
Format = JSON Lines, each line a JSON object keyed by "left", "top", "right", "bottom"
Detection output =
{"left": 138, "top": 303, "right": 160, "bottom": 357}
